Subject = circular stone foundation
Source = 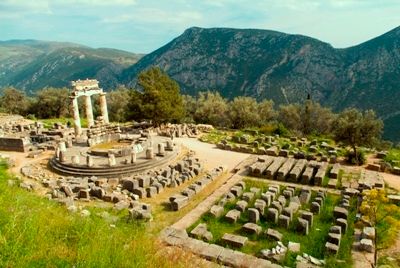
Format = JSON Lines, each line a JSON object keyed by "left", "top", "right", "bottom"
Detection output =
{"left": 49, "top": 137, "right": 179, "bottom": 177}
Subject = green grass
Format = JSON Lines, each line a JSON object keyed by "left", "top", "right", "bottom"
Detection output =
{"left": 0, "top": 160, "right": 185, "bottom": 268}
{"left": 188, "top": 179, "right": 355, "bottom": 267}
{"left": 384, "top": 148, "right": 400, "bottom": 168}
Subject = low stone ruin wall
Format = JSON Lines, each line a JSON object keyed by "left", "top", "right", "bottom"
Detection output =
{"left": 0, "top": 137, "right": 31, "bottom": 152}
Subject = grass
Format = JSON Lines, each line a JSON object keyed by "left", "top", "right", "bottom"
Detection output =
{"left": 0, "top": 160, "right": 193, "bottom": 268}
{"left": 187, "top": 178, "right": 355, "bottom": 267}
{"left": 384, "top": 148, "right": 400, "bottom": 168}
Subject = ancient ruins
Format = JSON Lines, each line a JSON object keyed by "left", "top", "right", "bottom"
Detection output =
{"left": 0, "top": 79, "right": 398, "bottom": 268}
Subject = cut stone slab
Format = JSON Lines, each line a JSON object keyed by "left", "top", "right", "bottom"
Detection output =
{"left": 242, "top": 192, "right": 255, "bottom": 202}
{"left": 225, "top": 209, "right": 241, "bottom": 224}
{"left": 336, "top": 218, "right": 348, "bottom": 233}
{"left": 360, "top": 238, "right": 374, "bottom": 253}
{"left": 235, "top": 200, "right": 248, "bottom": 212}
{"left": 190, "top": 223, "right": 213, "bottom": 242}
{"left": 248, "top": 208, "right": 260, "bottom": 223}
{"left": 221, "top": 233, "right": 248, "bottom": 248}
{"left": 210, "top": 205, "right": 224, "bottom": 218}
{"left": 325, "top": 242, "right": 339, "bottom": 255}
{"left": 288, "top": 241, "right": 300, "bottom": 253}
{"left": 297, "top": 218, "right": 309, "bottom": 235}
{"left": 278, "top": 215, "right": 290, "bottom": 229}
{"left": 333, "top": 206, "right": 348, "bottom": 219}
{"left": 266, "top": 228, "right": 283, "bottom": 241}
{"left": 328, "top": 233, "right": 341, "bottom": 246}
{"left": 242, "top": 222, "right": 262, "bottom": 235}
{"left": 362, "top": 227, "right": 376, "bottom": 240}
{"left": 266, "top": 208, "right": 279, "bottom": 223}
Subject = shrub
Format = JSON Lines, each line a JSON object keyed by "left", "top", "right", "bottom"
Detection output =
{"left": 345, "top": 149, "right": 366, "bottom": 165}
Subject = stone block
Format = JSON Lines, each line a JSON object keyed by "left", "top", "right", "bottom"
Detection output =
{"left": 288, "top": 242, "right": 300, "bottom": 253}
{"left": 132, "top": 187, "right": 146, "bottom": 199}
{"left": 360, "top": 238, "right": 374, "bottom": 253}
{"left": 282, "top": 207, "right": 293, "bottom": 221}
{"left": 336, "top": 218, "right": 348, "bottom": 233}
{"left": 235, "top": 200, "right": 248, "bottom": 212}
{"left": 266, "top": 208, "right": 279, "bottom": 223}
{"left": 328, "top": 233, "right": 341, "bottom": 246}
{"left": 171, "top": 196, "right": 189, "bottom": 211}
{"left": 271, "top": 201, "right": 283, "bottom": 214}
{"left": 225, "top": 209, "right": 241, "bottom": 223}
{"left": 300, "top": 211, "right": 313, "bottom": 227}
{"left": 333, "top": 206, "right": 348, "bottom": 219}
{"left": 297, "top": 218, "right": 309, "bottom": 235}
{"left": 122, "top": 178, "right": 139, "bottom": 192}
{"left": 362, "top": 227, "right": 376, "bottom": 240}
{"left": 78, "top": 189, "right": 90, "bottom": 199}
{"left": 254, "top": 199, "right": 267, "bottom": 215}
{"left": 242, "top": 192, "right": 255, "bottom": 202}
{"left": 311, "top": 202, "right": 321, "bottom": 214}
{"left": 330, "top": 225, "right": 342, "bottom": 235}
{"left": 221, "top": 233, "right": 248, "bottom": 248}
{"left": 242, "top": 223, "right": 262, "bottom": 235}
{"left": 138, "top": 176, "right": 150, "bottom": 188}
{"left": 278, "top": 214, "right": 290, "bottom": 229}
{"left": 230, "top": 186, "right": 243, "bottom": 197}
{"left": 325, "top": 242, "right": 339, "bottom": 255}
{"left": 299, "top": 190, "right": 311, "bottom": 205}
{"left": 210, "top": 205, "right": 224, "bottom": 218}
{"left": 190, "top": 223, "right": 213, "bottom": 242}
{"left": 146, "top": 186, "right": 157, "bottom": 198}
{"left": 248, "top": 208, "right": 260, "bottom": 223}
{"left": 266, "top": 228, "right": 283, "bottom": 241}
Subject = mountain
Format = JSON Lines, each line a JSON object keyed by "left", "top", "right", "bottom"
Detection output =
{"left": 0, "top": 40, "right": 143, "bottom": 94}
{"left": 122, "top": 26, "right": 400, "bottom": 142}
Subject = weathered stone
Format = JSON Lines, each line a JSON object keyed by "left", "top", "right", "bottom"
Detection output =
{"left": 210, "top": 205, "right": 224, "bottom": 218}
{"left": 190, "top": 223, "right": 213, "bottom": 242}
{"left": 330, "top": 225, "right": 342, "bottom": 235}
{"left": 254, "top": 199, "right": 267, "bottom": 215}
{"left": 248, "top": 208, "right": 260, "bottom": 223}
{"left": 266, "top": 228, "right": 283, "bottom": 241}
{"left": 288, "top": 242, "right": 300, "bottom": 253}
{"left": 282, "top": 207, "right": 293, "bottom": 221}
{"left": 235, "top": 200, "right": 248, "bottom": 212}
{"left": 271, "top": 201, "right": 283, "bottom": 214}
{"left": 300, "top": 211, "right": 313, "bottom": 227}
{"left": 122, "top": 178, "right": 138, "bottom": 192}
{"left": 132, "top": 187, "right": 146, "bottom": 199}
{"left": 78, "top": 189, "right": 90, "bottom": 199}
{"left": 266, "top": 208, "right": 279, "bottom": 223}
{"left": 242, "top": 222, "right": 262, "bottom": 235}
{"left": 249, "top": 187, "right": 261, "bottom": 196}
{"left": 360, "top": 238, "right": 374, "bottom": 253}
{"left": 225, "top": 209, "right": 241, "bottom": 223}
{"left": 333, "top": 206, "right": 348, "bottom": 219}
{"left": 310, "top": 202, "right": 321, "bottom": 214}
{"left": 328, "top": 233, "right": 341, "bottom": 246}
{"left": 278, "top": 214, "right": 290, "bottom": 229}
{"left": 325, "top": 242, "right": 339, "bottom": 255}
{"left": 230, "top": 186, "right": 243, "bottom": 197}
{"left": 362, "top": 227, "right": 376, "bottom": 240}
{"left": 171, "top": 196, "right": 189, "bottom": 211}
{"left": 221, "top": 233, "right": 248, "bottom": 248}
{"left": 299, "top": 189, "right": 311, "bottom": 205}
{"left": 336, "top": 218, "right": 348, "bottom": 233}
{"left": 138, "top": 176, "right": 150, "bottom": 188}
{"left": 277, "top": 195, "right": 287, "bottom": 207}
{"left": 146, "top": 186, "right": 157, "bottom": 198}
{"left": 261, "top": 192, "right": 273, "bottom": 206}
{"left": 242, "top": 192, "right": 255, "bottom": 202}
{"left": 297, "top": 218, "right": 309, "bottom": 235}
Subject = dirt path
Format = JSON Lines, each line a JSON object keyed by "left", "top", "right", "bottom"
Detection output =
{"left": 175, "top": 137, "right": 250, "bottom": 171}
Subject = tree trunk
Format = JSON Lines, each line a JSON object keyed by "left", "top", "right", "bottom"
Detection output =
{"left": 352, "top": 145, "right": 359, "bottom": 165}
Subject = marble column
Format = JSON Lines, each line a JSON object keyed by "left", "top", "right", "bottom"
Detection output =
{"left": 71, "top": 97, "right": 82, "bottom": 137}
{"left": 84, "top": 95, "right": 94, "bottom": 128}
{"left": 99, "top": 93, "right": 109, "bottom": 124}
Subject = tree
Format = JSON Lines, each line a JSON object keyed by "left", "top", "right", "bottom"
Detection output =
{"left": 130, "top": 67, "right": 185, "bottom": 124}
{"left": 30, "top": 87, "right": 70, "bottom": 118}
{"left": 228, "top": 96, "right": 259, "bottom": 129}
{"left": 0, "top": 87, "right": 30, "bottom": 115}
{"left": 194, "top": 91, "right": 230, "bottom": 127}
{"left": 107, "top": 87, "right": 130, "bottom": 122}
{"left": 278, "top": 104, "right": 302, "bottom": 133}
{"left": 182, "top": 94, "right": 197, "bottom": 123}
{"left": 334, "top": 108, "right": 383, "bottom": 164}
{"left": 258, "top": 99, "right": 276, "bottom": 125}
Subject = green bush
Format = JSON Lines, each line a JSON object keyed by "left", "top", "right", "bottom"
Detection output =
{"left": 345, "top": 149, "right": 366, "bottom": 165}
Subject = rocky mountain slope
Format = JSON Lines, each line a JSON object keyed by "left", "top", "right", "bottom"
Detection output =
{"left": 0, "top": 40, "right": 142, "bottom": 93}
{"left": 122, "top": 26, "right": 400, "bottom": 142}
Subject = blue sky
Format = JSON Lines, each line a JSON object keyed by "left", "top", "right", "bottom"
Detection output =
{"left": 0, "top": 0, "right": 399, "bottom": 53}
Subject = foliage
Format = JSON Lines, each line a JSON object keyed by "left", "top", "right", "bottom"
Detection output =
{"left": 193, "top": 91, "right": 230, "bottom": 127}
{"left": 181, "top": 94, "right": 197, "bottom": 123}
{"left": 384, "top": 148, "right": 400, "bottom": 168}
{"left": 345, "top": 149, "right": 366, "bottom": 165}
{"left": 334, "top": 108, "right": 383, "bottom": 164}
{"left": 228, "top": 96, "right": 260, "bottom": 129}
{"left": 0, "top": 87, "right": 31, "bottom": 115}
{"left": 360, "top": 189, "right": 400, "bottom": 250}
{"left": 107, "top": 87, "right": 131, "bottom": 122}
{"left": 29, "top": 87, "right": 70, "bottom": 118}
{"left": 128, "top": 67, "right": 185, "bottom": 124}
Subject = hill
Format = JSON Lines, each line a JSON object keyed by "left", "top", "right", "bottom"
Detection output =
{"left": 122, "top": 26, "right": 400, "bottom": 142}
{"left": 0, "top": 40, "right": 143, "bottom": 93}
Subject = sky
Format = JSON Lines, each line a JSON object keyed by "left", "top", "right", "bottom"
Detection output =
{"left": 0, "top": 0, "right": 399, "bottom": 53}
